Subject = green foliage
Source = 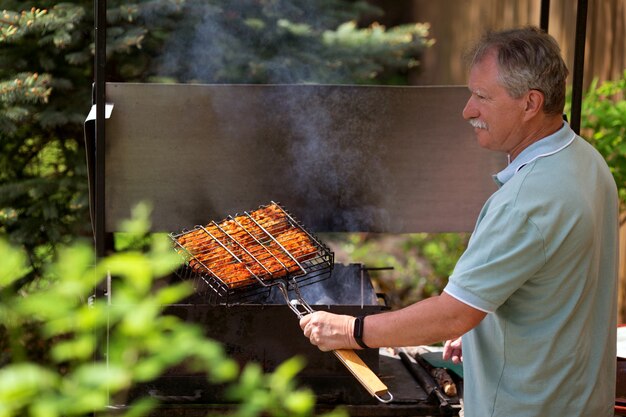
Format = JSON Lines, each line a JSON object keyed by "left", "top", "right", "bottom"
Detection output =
{"left": 324, "top": 232, "right": 469, "bottom": 308}
{"left": 0, "top": 203, "right": 345, "bottom": 417}
{"left": 321, "top": 21, "right": 432, "bottom": 84}
{"left": 578, "top": 71, "right": 626, "bottom": 209}
{"left": 0, "top": 0, "right": 180, "bottom": 284}
{"left": 227, "top": 357, "right": 322, "bottom": 417}
{"left": 154, "top": 0, "right": 432, "bottom": 85}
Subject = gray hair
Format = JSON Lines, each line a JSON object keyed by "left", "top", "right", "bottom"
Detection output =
{"left": 467, "top": 26, "right": 569, "bottom": 115}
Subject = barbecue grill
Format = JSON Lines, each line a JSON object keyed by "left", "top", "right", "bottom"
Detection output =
{"left": 126, "top": 264, "right": 393, "bottom": 406}
{"left": 169, "top": 200, "right": 399, "bottom": 403}
{"left": 84, "top": 82, "right": 505, "bottom": 415}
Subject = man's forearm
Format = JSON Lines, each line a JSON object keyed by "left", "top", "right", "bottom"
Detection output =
{"left": 362, "top": 292, "right": 486, "bottom": 348}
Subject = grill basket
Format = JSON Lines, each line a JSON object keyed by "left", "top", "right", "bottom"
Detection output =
{"left": 170, "top": 202, "right": 334, "bottom": 305}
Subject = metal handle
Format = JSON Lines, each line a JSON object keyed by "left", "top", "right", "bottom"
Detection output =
{"left": 276, "top": 281, "right": 314, "bottom": 318}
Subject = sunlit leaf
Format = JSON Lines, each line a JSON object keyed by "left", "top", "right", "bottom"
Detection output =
{"left": 65, "top": 363, "right": 130, "bottom": 393}
{"left": 284, "top": 389, "right": 316, "bottom": 415}
{"left": 119, "top": 300, "right": 161, "bottom": 336}
{"left": 0, "top": 239, "right": 29, "bottom": 288}
{"left": 154, "top": 281, "right": 193, "bottom": 305}
{"left": 0, "top": 364, "right": 58, "bottom": 411}
{"left": 268, "top": 356, "right": 306, "bottom": 393}
{"left": 50, "top": 334, "right": 96, "bottom": 362}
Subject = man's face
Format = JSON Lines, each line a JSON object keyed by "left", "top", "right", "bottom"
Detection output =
{"left": 462, "top": 52, "right": 527, "bottom": 154}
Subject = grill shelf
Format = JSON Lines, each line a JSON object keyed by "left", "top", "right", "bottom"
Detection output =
{"left": 170, "top": 201, "right": 334, "bottom": 306}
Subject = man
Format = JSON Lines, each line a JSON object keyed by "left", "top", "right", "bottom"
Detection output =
{"left": 300, "top": 26, "right": 619, "bottom": 417}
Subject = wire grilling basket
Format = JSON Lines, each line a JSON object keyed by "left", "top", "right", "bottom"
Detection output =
{"left": 170, "top": 201, "right": 334, "bottom": 308}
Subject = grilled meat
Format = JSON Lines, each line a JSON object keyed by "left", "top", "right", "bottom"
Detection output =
{"left": 174, "top": 203, "right": 319, "bottom": 288}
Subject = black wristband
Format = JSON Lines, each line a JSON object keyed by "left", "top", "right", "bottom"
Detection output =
{"left": 353, "top": 316, "right": 369, "bottom": 349}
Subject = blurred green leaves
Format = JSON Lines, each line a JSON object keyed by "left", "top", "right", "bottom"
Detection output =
{"left": 0, "top": 203, "right": 341, "bottom": 417}
{"left": 579, "top": 71, "right": 626, "bottom": 211}
{"left": 227, "top": 357, "right": 324, "bottom": 417}
{"left": 0, "top": 238, "right": 28, "bottom": 287}
{"left": 324, "top": 232, "right": 468, "bottom": 309}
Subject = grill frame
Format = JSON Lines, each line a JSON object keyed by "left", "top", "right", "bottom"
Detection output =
{"left": 169, "top": 202, "right": 334, "bottom": 305}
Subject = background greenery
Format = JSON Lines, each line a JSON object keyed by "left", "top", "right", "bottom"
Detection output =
{"left": 578, "top": 71, "right": 626, "bottom": 218}
{"left": 322, "top": 232, "right": 470, "bottom": 309}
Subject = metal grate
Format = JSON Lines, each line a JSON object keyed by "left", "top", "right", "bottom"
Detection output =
{"left": 170, "top": 202, "right": 333, "bottom": 305}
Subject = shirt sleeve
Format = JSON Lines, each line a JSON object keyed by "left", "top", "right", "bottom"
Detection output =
{"left": 444, "top": 203, "right": 546, "bottom": 313}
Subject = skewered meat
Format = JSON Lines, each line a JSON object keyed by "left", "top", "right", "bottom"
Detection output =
{"left": 431, "top": 367, "right": 457, "bottom": 397}
{"left": 174, "top": 203, "right": 321, "bottom": 289}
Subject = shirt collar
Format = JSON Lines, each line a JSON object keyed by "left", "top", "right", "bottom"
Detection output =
{"left": 493, "top": 122, "right": 577, "bottom": 187}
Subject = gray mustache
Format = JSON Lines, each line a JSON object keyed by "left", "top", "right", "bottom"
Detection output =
{"left": 469, "top": 118, "right": 488, "bottom": 129}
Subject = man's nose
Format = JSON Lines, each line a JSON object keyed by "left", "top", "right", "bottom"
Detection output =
{"left": 462, "top": 98, "right": 477, "bottom": 120}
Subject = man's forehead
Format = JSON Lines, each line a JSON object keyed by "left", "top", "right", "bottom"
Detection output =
{"left": 468, "top": 56, "right": 503, "bottom": 92}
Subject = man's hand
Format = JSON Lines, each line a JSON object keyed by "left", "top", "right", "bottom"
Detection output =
{"left": 299, "top": 311, "right": 356, "bottom": 352}
{"left": 442, "top": 337, "right": 463, "bottom": 364}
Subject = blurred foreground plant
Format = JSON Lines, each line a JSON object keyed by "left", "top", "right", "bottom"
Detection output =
{"left": 0, "top": 202, "right": 345, "bottom": 417}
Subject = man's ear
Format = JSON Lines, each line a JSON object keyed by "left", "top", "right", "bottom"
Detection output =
{"left": 523, "top": 89, "right": 545, "bottom": 121}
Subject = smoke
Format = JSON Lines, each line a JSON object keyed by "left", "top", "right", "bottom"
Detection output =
{"left": 261, "top": 264, "right": 380, "bottom": 306}
{"left": 155, "top": 2, "right": 233, "bottom": 82}
{"left": 153, "top": 0, "right": 375, "bottom": 85}
{"left": 269, "top": 85, "right": 392, "bottom": 231}
{"left": 153, "top": 0, "right": 392, "bottom": 231}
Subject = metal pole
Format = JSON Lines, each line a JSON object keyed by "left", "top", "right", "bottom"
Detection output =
{"left": 94, "top": 0, "right": 106, "bottom": 257}
{"left": 540, "top": 0, "right": 551, "bottom": 32}
{"left": 570, "top": 0, "right": 588, "bottom": 134}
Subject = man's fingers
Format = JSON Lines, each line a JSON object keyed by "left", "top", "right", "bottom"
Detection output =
{"left": 300, "top": 312, "right": 323, "bottom": 344}
{"left": 443, "top": 337, "right": 463, "bottom": 363}
{"left": 299, "top": 314, "right": 311, "bottom": 330}
{"left": 442, "top": 339, "right": 454, "bottom": 360}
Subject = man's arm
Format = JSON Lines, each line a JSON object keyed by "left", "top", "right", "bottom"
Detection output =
{"left": 300, "top": 291, "right": 486, "bottom": 351}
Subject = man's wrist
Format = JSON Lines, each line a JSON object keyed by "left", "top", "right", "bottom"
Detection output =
{"left": 353, "top": 315, "right": 370, "bottom": 349}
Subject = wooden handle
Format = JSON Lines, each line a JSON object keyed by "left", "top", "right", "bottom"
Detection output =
{"left": 333, "top": 349, "right": 390, "bottom": 399}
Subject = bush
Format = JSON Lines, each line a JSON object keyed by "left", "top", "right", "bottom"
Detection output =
{"left": 0, "top": 203, "right": 346, "bottom": 417}
{"left": 324, "top": 232, "right": 469, "bottom": 309}
{"left": 579, "top": 70, "right": 626, "bottom": 212}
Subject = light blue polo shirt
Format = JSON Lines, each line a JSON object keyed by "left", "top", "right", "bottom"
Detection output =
{"left": 444, "top": 122, "right": 619, "bottom": 417}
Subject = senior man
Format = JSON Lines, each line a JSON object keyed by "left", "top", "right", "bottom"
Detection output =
{"left": 300, "top": 26, "right": 619, "bottom": 417}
